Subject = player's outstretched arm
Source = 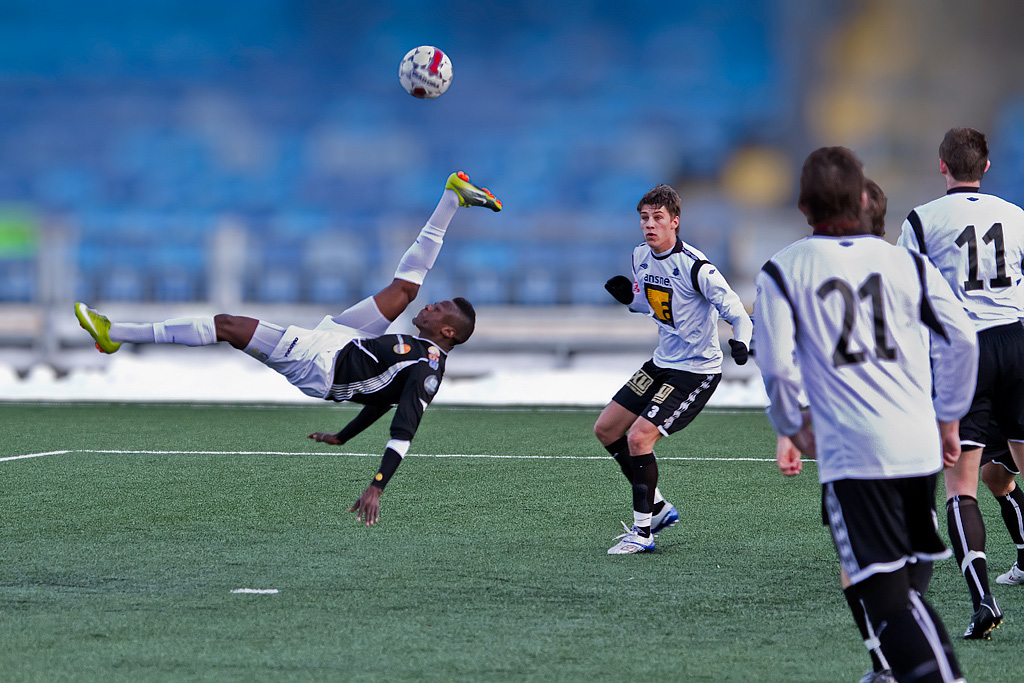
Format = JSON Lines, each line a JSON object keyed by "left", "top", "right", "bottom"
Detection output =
{"left": 308, "top": 404, "right": 393, "bottom": 446}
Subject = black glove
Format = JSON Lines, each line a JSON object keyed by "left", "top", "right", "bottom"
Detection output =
{"left": 728, "top": 339, "right": 749, "bottom": 365}
{"left": 604, "top": 275, "right": 634, "bottom": 305}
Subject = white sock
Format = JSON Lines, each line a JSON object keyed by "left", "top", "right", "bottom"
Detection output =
{"left": 109, "top": 322, "right": 156, "bottom": 344}
{"left": 633, "top": 510, "right": 652, "bottom": 532}
{"left": 152, "top": 317, "right": 217, "bottom": 346}
{"left": 653, "top": 487, "right": 665, "bottom": 505}
{"left": 393, "top": 189, "right": 459, "bottom": 285}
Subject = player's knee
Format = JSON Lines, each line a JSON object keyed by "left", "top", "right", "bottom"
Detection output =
{"left": 981, "top": 463, "right": 1015, "bottom": 496}
{"left": 213, "top": 314, "right": 246, "bottom": 347}
{"left": 627, "top": 426, "right": 658, "bottom": 454}
{"left": 594, "top": 418, "right": 616, "bottom": 443}
{"left": 857, "top": 570, "right": 911, "bottom": 623}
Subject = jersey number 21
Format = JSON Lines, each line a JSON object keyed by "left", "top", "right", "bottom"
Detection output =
{"left": 817, "top": 273, "right": 896, "bottom": 368}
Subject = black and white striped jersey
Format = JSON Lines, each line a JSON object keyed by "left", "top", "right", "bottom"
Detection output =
{"left": 327, "top": 333, "right": 445, "bottom": 441}
{"left": 627, "top": 238, "right": 752, "bottom": 373}
{"left": 755, "top": 234, "right": 977, "bottom": 482}
{"left": 898, "top": 187, "right": 1024, "bottom": 331}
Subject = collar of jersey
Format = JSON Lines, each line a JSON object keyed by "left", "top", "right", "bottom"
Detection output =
{"left": 946, "top": 186, "right": 980, "bottom": 195}
{"left": 652, "top": 239, "right": 684, "bottom": 260}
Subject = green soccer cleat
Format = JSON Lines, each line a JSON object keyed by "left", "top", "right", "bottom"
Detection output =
{"left": 446, "top": 171, "right": 502, "bottom": 212}
{"left": 74, "top": 302, "right": 121, "bottom": 354}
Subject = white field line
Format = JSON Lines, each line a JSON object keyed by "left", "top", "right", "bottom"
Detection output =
{"left": 2, "top": 448, "right": 785, "bottom": 463}
{"left": 0, "top": 450, "right": 73, "bottom": 463}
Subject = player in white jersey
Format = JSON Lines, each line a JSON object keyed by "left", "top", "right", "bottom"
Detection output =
{"left": 897, "top": 127, "right": 1024, "bottom": 638}
{"left": 596, "top": 184, "right": 752, "bottom": 554}
{"left": 758, "top": 147, "right": 974, "bottom": 683}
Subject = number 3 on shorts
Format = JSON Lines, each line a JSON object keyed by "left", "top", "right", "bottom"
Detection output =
{"left": 647, "top": 405, "right": 660, "bottom": 419}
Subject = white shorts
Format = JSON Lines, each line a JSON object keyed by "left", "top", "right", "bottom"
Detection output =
{"left": 265, "top": 321, "right": 362, "bottom": 399}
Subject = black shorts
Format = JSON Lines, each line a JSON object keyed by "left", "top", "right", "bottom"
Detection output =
{"left": 961, "top": 322, "right": 1024, "bottom": 445}
{"left": 821, "top": 475, "right": 950, "bottom": 586}
{"left": 611, "top": 360, "right": 721, "bottom": 436}
{"left": 981, "top": 421, "right": 1020, "bottom": 474}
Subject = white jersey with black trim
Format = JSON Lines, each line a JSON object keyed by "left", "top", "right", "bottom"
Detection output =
{"left": 627, "top": 239, "right": 752, "bottom": 373}
{"left": 897, "top": 188, "right": 1024, "bottom": 331}
{"left": 755, "top": 235, "right": 977, "bottom": 483}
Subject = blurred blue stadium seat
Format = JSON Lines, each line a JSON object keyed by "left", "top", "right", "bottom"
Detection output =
{"left": 0, "top": 1, "right": 789, "bottom": 305}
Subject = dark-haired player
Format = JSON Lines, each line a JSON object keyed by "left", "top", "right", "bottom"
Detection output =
{"left": 597, "top": 183, "right": 752, "bottom": 554}
{"left": 759, "top": 146, "right": 974, "bottom": 682}
{"left": 897, "top": 127, "right": 1024, "bottom": 638}
{"left": 75, "top": 171, "right": 499, "bottom": 526}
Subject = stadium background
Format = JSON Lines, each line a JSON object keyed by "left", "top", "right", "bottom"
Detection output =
{"left": 2, "top": 0, "right": 1024, "bottom": 403}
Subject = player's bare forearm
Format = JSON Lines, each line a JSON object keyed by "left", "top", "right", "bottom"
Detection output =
{"left": 308, "top": 432, "right": 344, "bottom": 445}
{"left": 939, "top": 419, "right": 961, "bottom": 468}
{"left": 349, "top": 485, "right": 383, "bottom": 526}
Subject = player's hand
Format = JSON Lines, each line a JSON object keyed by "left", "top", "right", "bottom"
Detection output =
{"left": 349, "top": 486, "right": 383, "bottom": 526}
{"left": 308, "top": 432, "right": 343, "bottom": 445}
{"left": 604, "top": 275, "right": 634, "bottom": 305}
{"left": 728, "top": 339, "right": 749, "bottom": 365}
{"left": 776, "top": 435, "right": 802, "bottom": 476}
{"left": 939, "top": 419, "right": 961, "bottom": 468}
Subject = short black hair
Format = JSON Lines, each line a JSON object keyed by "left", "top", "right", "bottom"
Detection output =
{"left": 798, "top": 146, "right": 864, "bottom": 227}
{"left": 939, "top": 127, "right": 988, "bottom": 182}
{"left": 449, "top": 297, "right": 476, "bottom": 345}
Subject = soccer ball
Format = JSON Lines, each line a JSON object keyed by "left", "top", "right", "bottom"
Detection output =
{"left": 398, "top": 46, "right": 453, "bottom": 100}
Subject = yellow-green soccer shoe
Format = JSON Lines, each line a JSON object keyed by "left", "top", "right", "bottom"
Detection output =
{"left": 445, "top": 171, "right": 502, "bottom": 212}
{"left": 74, "top": 302, "right": 121, "bottom": 354}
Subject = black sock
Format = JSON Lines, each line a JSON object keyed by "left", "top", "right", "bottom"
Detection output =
{"left": 946, "top": 495, "right": 990, "bottom": 609}
{"left": 604, "top": 436, "right": 633, "bottom": 483}
{"left": 995, "top": 483, "right": 1024, "bottom": 566}
{"left": 843, "top": 586, "right": 888, "bottom": 673}
{"left": 859, "top": 570, "right": 962, "bottom": 683}
{"left": 631, "top": 452, "right": 658, "bottom": 513}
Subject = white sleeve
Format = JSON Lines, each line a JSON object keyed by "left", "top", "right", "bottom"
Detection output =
{"left": 753, "top": 267, "right": 804, "bottom": 437}
{"left": 698, "top": 263, "right": 752, "bottom": 345}
{"left": 897, "top": 217, "right": 920, "bottom": 252}
{"left": 920, "top": 257, "right": 979, "bottom": 421}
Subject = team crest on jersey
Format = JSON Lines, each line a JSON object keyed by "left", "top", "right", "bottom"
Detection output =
{"left": 644, "top": 283, "right": 675, "bottom": 326}
{"left": 427, "top": 345, "right": 441, "bottom": 370}
{"left": 393, "top": 343, "right": 411, "bottom": 355}
{"left": 424, "top": 375, "right": 439, "bottom": 394}
{"left": 672, "top": 268, "right": 679, "bottom": 276}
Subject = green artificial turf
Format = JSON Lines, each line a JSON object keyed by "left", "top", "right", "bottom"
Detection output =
{"left": 0, "top": 403, "right": 1019, "bottom": 681}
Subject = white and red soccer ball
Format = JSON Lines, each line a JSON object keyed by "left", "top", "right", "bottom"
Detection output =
{"left": 398, "top": 46, "right": 453, "bottom": 100}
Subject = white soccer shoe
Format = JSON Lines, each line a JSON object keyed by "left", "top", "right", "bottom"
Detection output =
{"left": 995, "top": 562, "right": 1024, "bottom": 585}
{"left": 607, "top": 522, "right": 655, "bottom": 554}
{"left": 651, "top": 502, "right": 679, "bottom": 535}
